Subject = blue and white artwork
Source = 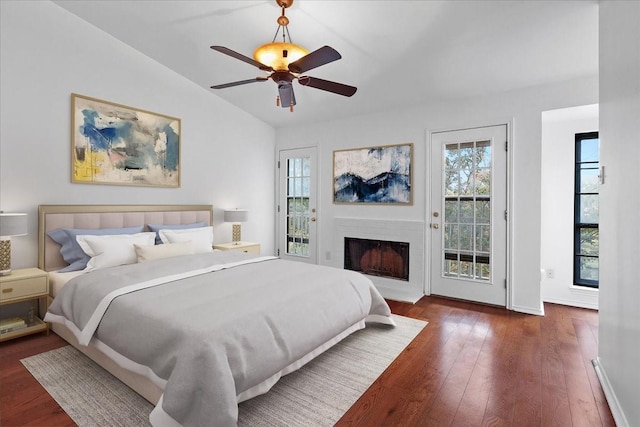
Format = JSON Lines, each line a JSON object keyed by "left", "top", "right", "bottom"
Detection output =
{"left": 333, "top": 143, "right": 412, "bottom": 204}
{"left": 72, "top": 94, "right": 180, "bottom": 187}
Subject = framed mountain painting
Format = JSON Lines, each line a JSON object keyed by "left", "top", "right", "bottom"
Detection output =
{"left": 333, "top": 143, "right": 413, "bottom": 204}
{"left": 71, "top": 93, "right": 181, "bottom": 187}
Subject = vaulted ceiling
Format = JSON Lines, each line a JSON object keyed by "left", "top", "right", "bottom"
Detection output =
{"left": 52, "top": 0, "right": 599, "bottom": 128}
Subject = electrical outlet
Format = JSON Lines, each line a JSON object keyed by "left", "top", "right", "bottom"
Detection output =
{"left": 546, "top": 269, "right": 555, "bottom": 279}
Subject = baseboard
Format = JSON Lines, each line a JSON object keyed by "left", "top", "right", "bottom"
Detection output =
{"left": 543, "top": 296, "right": 598, "bottom": 310}
{"left": 592, "top": 357, "right": 630, "bottom": 427}
{"left": 511, "top": 304, "right": 545, "bottom": 316}
{"left": 377, "top": 286, "right": 423, "bottom": 304}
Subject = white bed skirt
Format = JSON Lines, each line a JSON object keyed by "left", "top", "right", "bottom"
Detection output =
{"left": 51, "top": 323, "right": 164, "bottom": 405}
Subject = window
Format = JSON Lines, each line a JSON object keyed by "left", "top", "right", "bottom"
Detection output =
{"left": 574, "top": 131, "right": 599, "bottom": 288}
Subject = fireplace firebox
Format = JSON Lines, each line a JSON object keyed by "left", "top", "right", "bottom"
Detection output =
{"left": 344, "top": 237, "right": 409, "bottom": 281}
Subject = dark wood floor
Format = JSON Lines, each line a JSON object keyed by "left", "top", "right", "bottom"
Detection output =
{"left": 0, "top": 296, "right": 614, "bottom": 427}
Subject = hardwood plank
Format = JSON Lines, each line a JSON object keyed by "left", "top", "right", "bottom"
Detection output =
{"left": 512, "top": 316, "right": 542, "bottom": 427}
{"left": 451, "top": 309, "right": 508, "bottom": 426}
{"left": 539, "top": 304, "right": 573, "bottom": 427}
{"left": 555, "top": 305, "right": 605, "bottom": 426}
{"left": 572, "top": 316, "right": 617, "bottom": 427}
{"left": 482, "top": 312, "right": 526, "bottom": 423}
{"left": 342, "top": 301, "right": 461, "bottom": 425}
{"left": 0, "top": 333, "right": 74, "bottom": 427}
{"left": 0, "top": 298, "right": 615, "bottom": 427}
{"left": 422, "top": 309, "right": 486, "bottom": 424}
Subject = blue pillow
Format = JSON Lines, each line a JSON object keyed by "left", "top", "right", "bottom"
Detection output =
{"left": 148, "top": 222, "right": 208, "bottom": 245}
{"left": 48, "top": 226, "right": 144, "bottom": 272}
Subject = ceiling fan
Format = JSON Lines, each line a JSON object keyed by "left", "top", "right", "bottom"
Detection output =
{"left": 210, "top": 0, "right": 357, "bottom": 112}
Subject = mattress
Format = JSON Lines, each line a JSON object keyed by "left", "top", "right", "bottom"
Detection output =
{"left": 48, "top": 270, "right": 85, "bottom": 297}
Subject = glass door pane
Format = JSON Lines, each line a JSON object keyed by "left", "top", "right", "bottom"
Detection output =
{"left": 443, "top": 140, "right": 492, "bottom": 281}
{"left": 286, "top": 157, "right": 310, "bottom": 257}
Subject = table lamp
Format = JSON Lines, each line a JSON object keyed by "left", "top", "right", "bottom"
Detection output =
{"left": 223, "top": 209, "right": 248, "bottom": 244}
{"left": 0, "top": 212, "right": 28, "bottom": 276}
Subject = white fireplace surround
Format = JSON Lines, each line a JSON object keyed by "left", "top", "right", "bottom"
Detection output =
{"left": 334, "top": 217, "right": 425, "bottom": 303}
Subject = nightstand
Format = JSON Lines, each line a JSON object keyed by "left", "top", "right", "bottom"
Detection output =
{"left": 0, "top": 268, "right": 49, "bottom": 342}
{"left": 213, "top": 242, "right": 260, "bottom": 255}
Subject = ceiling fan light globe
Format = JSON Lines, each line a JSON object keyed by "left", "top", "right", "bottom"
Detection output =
{"left": 253, "top": 42, "right": 309, "bottom": 71}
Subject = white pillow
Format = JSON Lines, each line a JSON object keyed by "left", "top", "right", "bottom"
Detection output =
{"left": 158, "top": 226, "right": 213, "bottom": 253}
{"left": 76, "top": 232, "right": 156, "bottom": 271}
{"left": 134, "top": 241, "right": 194, "bottom": 262}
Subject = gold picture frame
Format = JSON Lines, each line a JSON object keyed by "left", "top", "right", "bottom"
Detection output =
{"left": 71, "top": 93, "right": 181, "bottom": 188}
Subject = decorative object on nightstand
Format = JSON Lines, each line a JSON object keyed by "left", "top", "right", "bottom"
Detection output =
{"left": 213, "top": 241, "right": 260, "bottom": 255}
{"left": 224, "top": 209, "right": 249, "bottom": 244}
{"left": 0, "top": 212, "right": 28, "bottom": 276}
{"left": 0, "top": 267, "right": 49, "bottom": 342}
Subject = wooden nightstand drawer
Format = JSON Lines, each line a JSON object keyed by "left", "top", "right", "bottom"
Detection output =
{"left": 213, "top": 242, "right": 260, "bottom": 255}
{"left": 0, "top": 270, "right": 48, "bottom": 303}
{"left": 237, "top": 245, "right": 260, "bottom": 254}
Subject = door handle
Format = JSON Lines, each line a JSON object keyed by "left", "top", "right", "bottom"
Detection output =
{"left": 311, "top": 217, "right": 316, "bottom": 222}
{"left": 432, "top": 223, "right": 439, "bottom": 229}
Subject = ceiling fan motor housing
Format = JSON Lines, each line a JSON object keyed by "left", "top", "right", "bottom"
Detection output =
{"left": 271, "top": 71, "right": 294, "bottom": 83}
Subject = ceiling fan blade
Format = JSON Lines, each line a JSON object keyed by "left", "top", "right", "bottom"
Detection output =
{"left": 210, "top": 46, "right": 273, "bottom": 71}
{"left": 288, "top": 46, "right": 341, "bottom": 74}
{"left": 278, "top": 81, "right": 296, "bottom": 108}
{"left": 298, "top": 76, "right": 357, "bottom": 97}
{"left": 210, "top": 77, "right": 269, "bottom": 89}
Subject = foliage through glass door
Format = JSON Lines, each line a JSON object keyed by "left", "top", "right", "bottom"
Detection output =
{"left": 443, "top": 140, "right": 492, "bottom": 281}
{"left": 286, "top": 157, "right": 311, "bottom": 257}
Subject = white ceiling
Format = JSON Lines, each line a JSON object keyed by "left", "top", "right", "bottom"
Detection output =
{"left": 52, "top": 0, "right": 599, "bottom": 128}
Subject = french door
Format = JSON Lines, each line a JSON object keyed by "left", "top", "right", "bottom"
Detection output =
{"left": 430, "top": 125, "right": 508, "bottom": 306}
{"left": 277, "top": 147, "right": 318, "bottom": 264}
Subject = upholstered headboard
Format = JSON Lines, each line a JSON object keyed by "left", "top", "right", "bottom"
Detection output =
{"left": 38, "top": 204, "right": 213, "bottom": 272}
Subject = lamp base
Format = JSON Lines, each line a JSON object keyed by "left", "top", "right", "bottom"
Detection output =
{"left": 0, "top": 239, "right": 11, "bottom": 276}
{"left": 232, "top": 224, "right": 242, "bottom": 243}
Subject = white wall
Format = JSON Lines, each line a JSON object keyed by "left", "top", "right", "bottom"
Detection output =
{"left": 0, "top": 1, "right": 276, "bottom": 268}
{"left": 276, "top": 76, "right": 598, "bottom": 314}
{"left": 541, "top": 104, "right": 599, "bottom": 309}
{"left": 596, "top": 1, "right": 640, "bottom": 426}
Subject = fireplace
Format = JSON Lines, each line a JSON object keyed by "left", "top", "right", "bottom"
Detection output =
{"left": 344, "top": 237, "right": 409, "bottom": 281}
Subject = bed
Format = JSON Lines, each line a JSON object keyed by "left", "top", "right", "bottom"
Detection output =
{"left": 38, "top": 204, "right": 394, "bottom": 426}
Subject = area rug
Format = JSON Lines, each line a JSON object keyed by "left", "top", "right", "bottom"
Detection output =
{"left": 21, "top": 314, "right": 426, "bottom": 427}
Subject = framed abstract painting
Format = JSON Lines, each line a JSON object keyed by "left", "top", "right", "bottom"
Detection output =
{"left": 333, "top": 143, "right": 413, "bottom": 204}
{"left": 71, "top": 93, "right": 181, "bottom": 187}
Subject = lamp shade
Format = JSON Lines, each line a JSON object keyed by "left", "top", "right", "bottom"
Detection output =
{"left": 224, "top": 209, "right": 248, "bottom": 223}
{"left": 0, "top": 213, "right": 28, "bottom": 237}
{"left": 253, "top": 42, "right": 309, "bottom": 71}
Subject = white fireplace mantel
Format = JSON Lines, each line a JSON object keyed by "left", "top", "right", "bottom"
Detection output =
{"left": 334, "top": 217, "right": 425, "bottom": 303}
